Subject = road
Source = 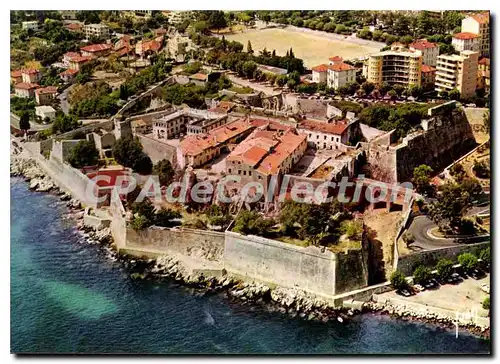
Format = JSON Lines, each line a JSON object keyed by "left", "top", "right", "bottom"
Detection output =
{"left": 57, "top": 84, "right": 75, "bottom": 115}
{"left": 10, "top": 113, "right": 50, "bottom": 131}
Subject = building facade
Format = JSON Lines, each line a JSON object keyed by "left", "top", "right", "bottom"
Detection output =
{"left": 365, "top": 49, "right": 422, "bottom": 87}
{"left": 297, "top": 119, "right": 358, "bottom": 150}
{"left": 409, "top": 39, "right": 439, "bottom": 66}
{"left": 435, "top": 50, "right": 479, "bottom": 99}
{"left": 84, "top": 24, "right": 110, "bottom": 40}
{"left": 22, "top": 21, "right": 39, "bottom": 31}
{"left": 461, "top": 12, "right": 490, "bottom": 56}
{"left": 14, "top": 83, "right": 39, "bottom": 98}
{"left": 452, "top": 32, "right": 480, "bottom": 53}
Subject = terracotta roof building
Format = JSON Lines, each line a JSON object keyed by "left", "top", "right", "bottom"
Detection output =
{"left": 297, "top": 118, "right": 358, "bottom": 150}
{"left": 461, "top": 12, "right": 489, "bottom": 56}
{"left": 177, "top": 119, "right": 256, "bottom": 169}
{"left": 409, "top": 39, "right": 439, "bottom": 66}
{"left": 21, "top": 68, "right": 41, "bottom": 83}
{"left": 35, "top": 86, "right": 58, "bottom": 105}
{"left": 452, "top": 32, "right": 480, "bottom": 53}
{"left": 80, "top": 43, "right": 112, "bottom": 58}
{"left": 10, "top": 70, "right": 23, "bottom": 84}
{"left": 14, "top": 82, "right": 40, "bottom": 98}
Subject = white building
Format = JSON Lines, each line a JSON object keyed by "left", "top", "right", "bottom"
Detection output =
{"left": 327, "top": 62, "right": 357, "bottom": 89}
{"left": 35, "top": 106, "right": 56, "bottom": 121}
{"left": 84, "top": 23, "right": 110, "bottom": 39}
{"left": 435, "top": 50, "right": 479, "bottom": 99}
{"left": 409, "top": 39, "right": 439, "bottom": 66}
{"left": 461, "top": 12, "right": 489, "bottom": 56}
{"left": 452, "top": 32, "right": 480, "bottom": 53}
{"left": 311, "top": 64, "right": 329, "bottom": 84}
{"left": 22, "top": 21, "right": 39, "bottom": 31}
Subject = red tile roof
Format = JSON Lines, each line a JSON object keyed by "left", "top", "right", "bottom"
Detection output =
{"left": 180, "top": 119, "right": 254, "bottom": 157}
{"left": 80, "top": 43, "right": 112, "bottom": 53}
{"left": 421, "top": 64, "right": 436, "bottom": 73}
{"left": 15, "top": 82, "right": 39, "bottom": 90}
{"left": 478, "top": 57, "right": 490, "bottom": 66}
{"left": 60, "top": 68, "right": 79, "bottom": 76}
{"left": 329, "top": 62, "right": 356, "bottom": 72}
{"left": 65, "top": 23, "right": 82, "bottom": 30}
{"left": 298, "top": 119, "right": 350, "bottom": 136}
{"left": 312, "top": 64, "right": 330, "bottom": 72}
{"left": 22, "top": 68, "right": 40, "bottom": 75}
{"left": 470, "top": 12, "right": 489, "bottom": 24}
{"left": 329, "top": 56, "right": 343, "bottom": 62}
{"left": 453, "top": 32, "right": 479, "bottom": 40}
{"left": 257, "top": 130, "right": 306, "bottom": 175}
{"left": 189, "top": 73, "right": 208, "bottom": 81}
{"left": 11, "top": 70, "right": 22, "bottom": 78}
{"left": 70, "top": 55, "right": 93, "bottom": 63}
{"left": 410, "top": 39, "right": 438, "bottom": 50}
{"left": 35, "top": 86, "right": 58, "bottom": 95}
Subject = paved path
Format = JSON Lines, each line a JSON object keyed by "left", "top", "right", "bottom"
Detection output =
{"left": 57, "top": 84, "right": 76, "bottom": 115}
{"left": 226, "top": 74, "right": 280, "bottom": 96}
{"left": 10, "top": 113, "right": 50, "bottom": 131}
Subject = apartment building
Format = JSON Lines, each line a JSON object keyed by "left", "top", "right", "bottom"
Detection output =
{"left": 35, "top": 86, "right": 58, "bottom": 105}
{"left": 59, "top": 10, "right": 78, "bottom": 20}
{"left": 84, "top": 23, "right": 110, "bottom": 40}
{"left": 365, "top": 49, "right": 422, "bottom": 87}
{"left": 452, "top": 32, "right": 480, "bottom": 53}
{"left": 435, "top": 50, "right": 479, "bottom": 99}
{"left": 409, "top": 39, "right": 439, "bottom": 66}
{"left": 461, "top": 12, "right": 489, "bottom": 56}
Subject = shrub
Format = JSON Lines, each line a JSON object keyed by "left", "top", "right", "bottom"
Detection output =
{"left": 479, "top": 248, "right": 490, "bottom": 264}
{"left": 436, "top": 259, "right": 454, "bottom": 280}
{"left": 413, "top": 265, "right": 432, "bottom": 284}
{"left": 482, "top": 296, "right": 490, "bottom": 310}
{"left": 390, "top": 270, "right": 408, "bottom": 290}
{"left": 130, "top": 215, "right": 151, "bottom": 231}
{"left": 472, "top": 160, "right": 490, "bottom": 179}
{"left": 402, "top": 231, "right": 415, "bottom": 246}
{"left": 457, "top": 252, "right": 478, "bottom": 271}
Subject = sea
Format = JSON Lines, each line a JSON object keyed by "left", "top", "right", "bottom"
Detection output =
{"left": 10, "top": 177, "right": 490, "bottom": 354}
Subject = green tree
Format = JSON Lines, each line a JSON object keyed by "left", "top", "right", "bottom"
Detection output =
{"left": 458, "top": 252, "right": 478, "bottom": 271}
{"left": 242, "top": 60, "right": 257, "bottom": 78}
{"left": 246, "top": 40, "right": 253, "bottom": 54}
{"left": 449, "top": 88, "right": 460, "bottom": 101}
{"left": 67, "top": 140, "right": 99, "bottom": 169}
{"left": 390, "top": 270, "right": 408, "bottom": 290}
{"left": 19, "top": 111, "right": 30, "bottom": 132}
{"left": 131, "top": 199, "right": 155, "bottom": 222}
{"left": 413, "top": 265, "right": 432, "bottom": 285}
{"left": 429, "top": 181, "right": 476, "bottom": 229}
{"left": 51, "top": 114, "right": 81, "bottom": 134}
{"left": 412, "top": 164, "right": 433, "bottom": 195}
{"left": 153, "top": 159, "right": 175, "bottom": 186}
{"left": 361, "top": 81, "right": 375, "bottom": 95}
{"left": 479, "top": 248, "right": 490, "bottom": 264}
{"left": 233, "top": 210, "right": 274, "bottom": 236}
{"left": 436, "top": 258, "right": 454, "bottom": 280}
{"left": 402, "top": 231, "right": 415, "bottom": 247}
{"left": 154, "top": 208, "right": 181, "bottom": 227}
{"left": 275, "top": 74, "right": 288, "bottom": 87}
{"left": 130, "top": 215, "right": 151, "bottom": 230}
{"left": 112, "top": 137, "right": 153, "bottom": 175}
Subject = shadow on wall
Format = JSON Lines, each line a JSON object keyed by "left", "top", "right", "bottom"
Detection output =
{"left": 366, "top": 226, "right": 386, "bottom": 285}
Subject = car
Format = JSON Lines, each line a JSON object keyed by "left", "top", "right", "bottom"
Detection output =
{"left": 399, "top": 289, "right": 411, "bottom": 297}
{"left": 424, "top": 280, "right": 435, "bottom": 289}
{"left": 470, "top": 269, "right": 483, "bottom": 280}
{"left": 480, "top": 284, "right": 490, "bottom": 294}
{"left": 414, "top": 284, "right": 425, "bottom": 292}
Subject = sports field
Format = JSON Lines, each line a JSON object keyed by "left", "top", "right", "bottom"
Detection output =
{"left": 224, "top": 27, "right": 381, "bottom": 68}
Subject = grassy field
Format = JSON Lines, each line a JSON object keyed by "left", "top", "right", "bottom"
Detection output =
{"left": 224, "top": 28, "right": 380, "bottom": 68}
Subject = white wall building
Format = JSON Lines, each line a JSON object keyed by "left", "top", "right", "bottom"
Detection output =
{"left": 22, "top": 21, "right": 39, "bottom": 31}
{"left": 35, "top": 106, "right": 56, "bottom": 121}
{"left": 452, "top": 32, "right": 480, "bottom": 53}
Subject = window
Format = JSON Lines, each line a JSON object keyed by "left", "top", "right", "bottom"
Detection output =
{"left": 243, "top": 171, "right": 246, "bottom": 176}
{"left": 331, "top": 136, "right": 334, "bottom": 141}
{"left": 238, "top": 170, "right": 241, "bottom": 175}
{"left": 249, "top": 171, "right": 252, "bottom": 176}
{"left": 228, "top": 168, "right": 231, "bottom": 173}
{"left": 258, "top": 175, "right": 262, "bottom": 180}
{"left": 316, "top": 135, "right": 319, "bottom": 139}
{"left": 324, "top": 135, "right": 327, "bottom": 140}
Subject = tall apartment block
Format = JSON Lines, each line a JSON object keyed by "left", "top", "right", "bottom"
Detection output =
{"left": 364, "top": 49, "right": 422, "bottom": 87}
{"left": 435, "top": 50, "right": 479, "bottom": 99}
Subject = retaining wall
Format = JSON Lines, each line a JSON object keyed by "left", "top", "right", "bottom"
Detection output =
{"left": 397, "top": 241, "right": 490, "bottom": 276}
{"left": 136, "top": 134, "right": 177, "bottom": 164}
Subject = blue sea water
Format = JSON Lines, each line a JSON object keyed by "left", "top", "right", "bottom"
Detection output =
{"left": 10, "top": 178, "right": 491, "bottom": 354}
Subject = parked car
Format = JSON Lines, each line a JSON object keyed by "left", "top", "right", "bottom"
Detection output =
{"left": 399, "top": 289, "right": 411, "bottom": 297}
{"left": 480, "top": 283, "right": 490, "bottom": 294}
{"left": 424, "top": 280, "right": 435, "bottom": 289}
{"left": 470, "top": 269, "right": 483, "bottom": 280}
{"left": 414, "top": 284, "right": 425, "bottom": 292}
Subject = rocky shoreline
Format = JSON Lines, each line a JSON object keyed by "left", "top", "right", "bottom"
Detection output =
{"left": 9, "top": 157, "right": 490, "bottom": 340}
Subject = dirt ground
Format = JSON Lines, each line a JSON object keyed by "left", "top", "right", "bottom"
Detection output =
{"left": 464, "top": 107, "right": 490, "bottom": 144}
{"left": 363, "top": 209, "right": 403, "bottom": 276}
{"left": 223, "top": 28, "right": 380, "bottom": 67}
